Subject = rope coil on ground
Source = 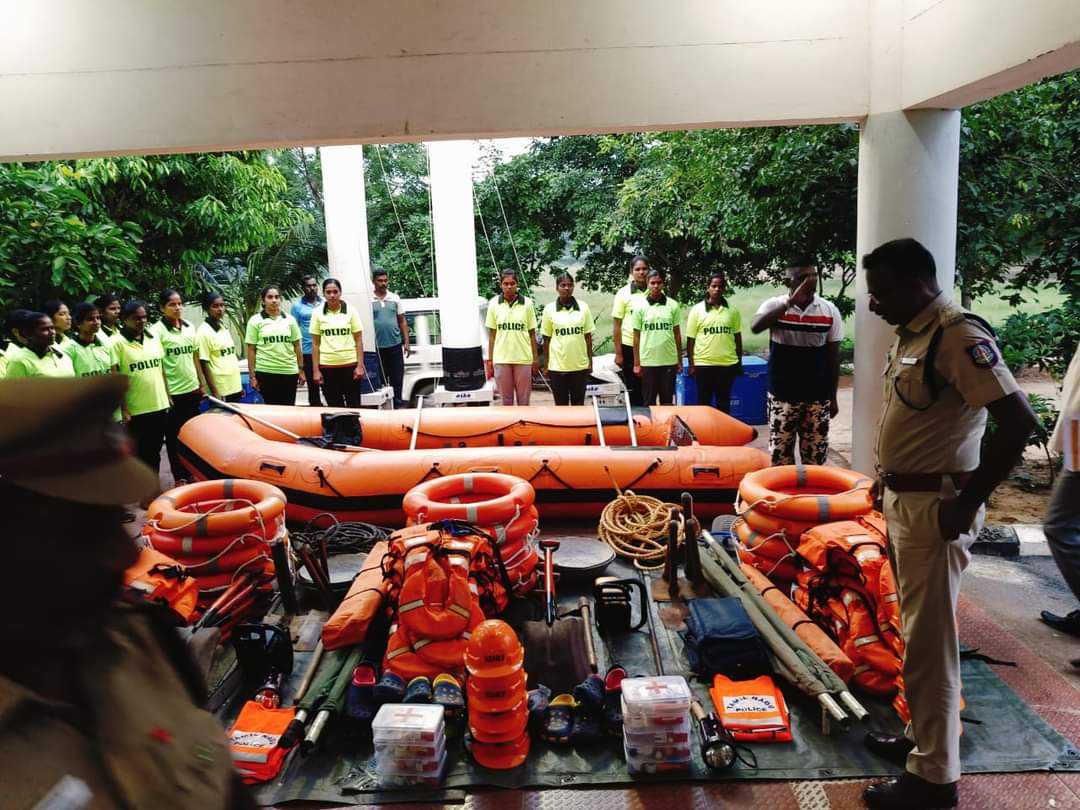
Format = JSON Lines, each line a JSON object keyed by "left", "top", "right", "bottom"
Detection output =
{"left": 290, "top": 512, "right": 393, "bottom": 556}
{"left": 598, "top": 489, "right": 683, "bottom": 571}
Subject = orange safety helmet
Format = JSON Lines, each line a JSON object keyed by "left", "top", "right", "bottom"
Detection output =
{"left": 464, "top": 620, "right": 524, "bottom": 678}
{"left": 468, "top": 698, "right": 528, "bottom": 736}
{"left": 466, "top": 670, "right": 528, "bottom": 713}
{"left": 470, "top": 731, "right": 530, "bottom": 770}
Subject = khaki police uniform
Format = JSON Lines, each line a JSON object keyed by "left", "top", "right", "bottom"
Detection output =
{"left": 875, "top": 294, "right": 1019, "bottom": 785}
{"left": 0, "top": 605, "right": 235, "bottom": 810}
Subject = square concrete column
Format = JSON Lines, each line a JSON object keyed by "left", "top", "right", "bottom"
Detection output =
{"left": 852, "top": 109, "right": 961, "bottom": 475}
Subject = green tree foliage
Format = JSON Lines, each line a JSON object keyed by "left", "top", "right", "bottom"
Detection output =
{"left": 1, "top": 152, "right": 309, "bottom": 315}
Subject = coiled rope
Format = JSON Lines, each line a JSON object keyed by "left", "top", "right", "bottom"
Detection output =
{"left": 597, "top": 467, "right": 683, "bottom": 571}
{"left": 290, "top": 512, "right": 393, "bottom": 556}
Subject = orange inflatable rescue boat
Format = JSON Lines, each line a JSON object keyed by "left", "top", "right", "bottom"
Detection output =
{"left": 178, "top": 407, "right": 769, "bottom": 524}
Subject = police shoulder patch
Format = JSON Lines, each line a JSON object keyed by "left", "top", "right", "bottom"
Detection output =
{"left": 967, "top": 340, "right": 998, "bottom": 369}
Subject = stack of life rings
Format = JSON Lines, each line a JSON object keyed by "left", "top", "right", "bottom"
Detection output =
{"left": 403, "top": 473, "right": 540, "bottom": 598}
{"left": 733, "top": 465, "right": 874, "bottom": 589}
{"left": 732, "top": 465, "right": 909, "bottom": 719}
{"left": 142, "top": 479, "right": 287, "bottom": 629}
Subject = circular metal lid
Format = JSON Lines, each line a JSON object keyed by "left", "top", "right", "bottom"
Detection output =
{"left": 553, "top": 536, "right": 616, "bottom": 581}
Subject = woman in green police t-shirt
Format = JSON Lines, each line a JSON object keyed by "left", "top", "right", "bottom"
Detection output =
{"left": 197, "top": 291, "right": 244, "bottom": 403}
{"left": 245, "top": 285, "right": 305, "bottom": 406}
{"left": 114, "top": 300, "right": 171, "bottom": 480}
{"left": 631, "top": 268, "right": 683, "bottom": 406}
{"left": 152, "top": 289, "right": 207, "bottom": 485}
{"left": 42, "top": 299, "right": 73, "bottom": 353}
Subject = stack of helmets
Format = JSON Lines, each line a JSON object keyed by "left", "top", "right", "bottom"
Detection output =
{"left": 142, "top": 479, "right": 284, "bottom": 619}
{"left": 463, "top": 619, "right": 530, "bottom": 769}
{"left": 403, "top": 473, "right": 540, "bottom": 597}
{"left": 734, "top": 465, "right": 875, "bottom": 591}
{"left": 371, "top": 703, "right": 447, "bottom": 789}
{"left": 621, "top": 676, "right": 693, "bottom": 775}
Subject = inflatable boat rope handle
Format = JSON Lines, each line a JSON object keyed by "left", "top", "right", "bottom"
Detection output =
{"left": 730, "top": 515, "right": 800, "bottom": 560}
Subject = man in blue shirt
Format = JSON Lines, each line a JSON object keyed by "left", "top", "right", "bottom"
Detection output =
{"left": 291, "top": 275, "right": 323, "bottom": 406}
{"left": 372, "top": 267, "right": 410, "bottom": 407}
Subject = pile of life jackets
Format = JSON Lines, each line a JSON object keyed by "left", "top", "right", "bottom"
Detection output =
{"left": 142, "top": 480, "right": 284, "bottom": 618}
{"left": 792, "top": 513, "right": 909, "bottom": 721}
{"left": 382, "top": 521, "right": 514, "bottom": 682}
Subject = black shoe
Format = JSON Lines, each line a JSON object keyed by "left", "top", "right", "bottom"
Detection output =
{"left": 863, "top": 773, "right": 958, "bottom": 809}
{"left": 1040, "top": 609, "right": 1080, "bottom": 638}
{"left": 864, "top": 731, "right": 915, "bottom": 768}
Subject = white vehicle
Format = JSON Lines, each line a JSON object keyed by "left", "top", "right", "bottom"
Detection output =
{"left": 399, "top": 297, "right": 625, "bottom": 406}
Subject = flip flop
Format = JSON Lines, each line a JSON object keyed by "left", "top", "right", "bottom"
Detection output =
{"left": 403, "top": 675, "right": 433, "bottom": 704}
{"left": 373, "top": 670, "right": 406, "bottom": 704}
{"left": 433, "top": 673, "right": 465, "bottom": 718}
{"left": 572, "top": 673, "right": 604, "bottom": 712}
{"left": 603, "top": 666, "right": 626, "bottom": 736}
{"left": 527, "top": 684, "right": 552, "bottom": 734}
{"left": 345, "top": 662, "right": 378, "bottom": 722}
{"left": 541, "top": 694, "right": 576, "bottom": 744}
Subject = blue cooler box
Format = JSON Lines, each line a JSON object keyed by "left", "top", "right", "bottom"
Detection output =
{"left": 676, "top": 355, "right": 768, "bottom": 425}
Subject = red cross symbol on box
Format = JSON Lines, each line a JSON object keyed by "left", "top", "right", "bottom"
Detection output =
{"left": 391, "top": 707, "right": 427, "bottom": 724}
{"left": 643, "top": 681, "right": 667, "bottom": 695}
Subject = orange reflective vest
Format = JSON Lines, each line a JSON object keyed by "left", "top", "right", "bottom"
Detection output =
{"left": 709, "top": 674, "right": 792, "bottom": 743}
{"left": 227, "top": 700, "right": 296, "bottom": 783}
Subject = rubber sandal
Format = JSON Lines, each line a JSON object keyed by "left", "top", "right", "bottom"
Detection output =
{"left": 373, "top": 671, "right": 406, "bottom": 704}
{"left": 528, "top": 684, "right": 552, "bottom": 734}
{"left": 345, "top": 662, "right": 378, "bottom": 722}
{"left": 572, "top": 673, "right": 604, "bottom": 711}
{"left": 569, "top": 703, "right": 603, "bottom": 744}
{"left": 541, "top": 694, "right": 576, "bottom": 744}
{"left": 603, "top": 666, "right": 626, "bottom": 736}
{"left": 433, "top": 673, "right": 465, "bottom": 718}
{"left": 403, "top": 675, "right": 433, "bottom": 704}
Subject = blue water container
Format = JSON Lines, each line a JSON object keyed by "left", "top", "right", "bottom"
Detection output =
{"left": 676, "top": 356, "right": 768, "bottom": 425}
{"left": 239, "top": 370, "right": 263, "bottom": 404}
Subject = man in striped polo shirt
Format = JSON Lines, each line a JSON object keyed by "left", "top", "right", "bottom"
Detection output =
{"left": 750, "top": 256, "right": 843, "bottom": 466}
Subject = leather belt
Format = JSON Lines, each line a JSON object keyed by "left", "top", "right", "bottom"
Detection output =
{"left": 881, "top": 471, "right": 973, "bottom": 493}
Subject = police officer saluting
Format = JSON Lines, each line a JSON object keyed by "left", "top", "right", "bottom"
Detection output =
{"left": 861, "top": 239, "right": 1036, "bottom": 810}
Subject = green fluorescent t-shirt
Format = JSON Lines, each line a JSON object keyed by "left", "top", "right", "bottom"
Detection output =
{"left": 631, "top": 295, "right": 682, "bottom": 367}
{"left": 686, "top": 301, "right": 741, "bottom": 366}
{"left": 114, "top": 332, "right": 170, "bottom": 416}
{"left": 611, "top": 282, "right": 648, "bottom": 346}
{"left": 245, "top": 313, "right": 301, "bottom": 375}
{"left": 5, "top": 345, "right": 75, "bottom": 379}
{"left": 485, "top": 295, "right": 537, "bottom": 365}
{"left": 196, "top": 322, "right": 243, "bottom": 397}
{"left": 150, "top": 320, "right": 201, "bottom": 395}
{"left": 541, "top": 299, "right": 594, "bottom": 373}
{"left": 66, "top": 335, "right": 121, "bottom": 420}
{"left": 310, "top": 303, "right": 362, "bottom": 366}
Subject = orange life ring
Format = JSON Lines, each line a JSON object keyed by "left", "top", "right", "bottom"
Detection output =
{"left": 737, "top": 546, "right": 802, "bottom": 584}
{"left": 144, "top": 518, "right": 285, "bottom": 557}
{"left": 397, "top": 558, "right": 474, "bottom": 640}
{"left": 403, "top": 473, "right": 535, "bottom": 525}
{"left": 147, "top": 479, "right": 287, "bottom": 536}
{"left": 192, "top": 558, "right": 275, "bottom": 591}
{"left": 183, "top": 538, "right": 270, "bottom": 575}
{"left": 738, "top": 465, "right": 873, "bottom": 523}
{"left": 737, "top": 500, "right": 817, "bottom": 539}
{"left": 733, "top": 519, "right": 799, "bottom": 563}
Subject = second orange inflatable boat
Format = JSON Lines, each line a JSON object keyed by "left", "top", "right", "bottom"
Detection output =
{"left": 178, "top": 408, "right": 768, "bottom": 524}
{"left": 229, "top": 404, "right": 755, "bottom": 450}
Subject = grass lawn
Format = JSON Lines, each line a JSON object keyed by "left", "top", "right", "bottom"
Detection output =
{"left": 532, "top": 275, "right": 1067, "bottom": 358}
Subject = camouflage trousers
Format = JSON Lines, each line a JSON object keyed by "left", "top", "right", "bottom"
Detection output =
{"left": 767, "top": 394, "right": 831, "bottom": 466}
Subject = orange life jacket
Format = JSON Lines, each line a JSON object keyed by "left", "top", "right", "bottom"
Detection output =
{"left": 227, "top": 700, "right": 296, "bottom": 784}
{"left": 123, "top": 546, "right": 200, "bottom": 625}
{"left": 709, "top": 673, "right": 793, "bottom": 743}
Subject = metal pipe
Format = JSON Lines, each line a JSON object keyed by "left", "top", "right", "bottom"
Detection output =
{"left": 409, "top": 395, "right": 423, "bottom": 451}
{"left": 840, "top": 691, "right": 871, "bottom": 723}
{"left": 638, "top": 569, "right": 665, "bottom": 676}
{"left": 623, "top": 390, "right": 638, "bottom": 446}
{"left": 591, "top": 395, "right": 607, "bottom": 447}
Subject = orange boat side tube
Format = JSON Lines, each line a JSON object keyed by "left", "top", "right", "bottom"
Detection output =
{"left": 147, "top": 479, "right": 287, "bottom": 536}
{"left": 222, "top": 404, "right": 755, "bottom": 449}
{"left": 738, "top": 465, "right": 873, "bottom": 523}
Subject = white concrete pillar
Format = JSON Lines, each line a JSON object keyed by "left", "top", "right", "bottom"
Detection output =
{"left": 321, "top": 144, "right": 381, "bottom": 389}
{"left": 427, "top": 140, "right": 485, "bottom": 390}
{"left": 851, "top": 109, "right": 961, "bottom": 474}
